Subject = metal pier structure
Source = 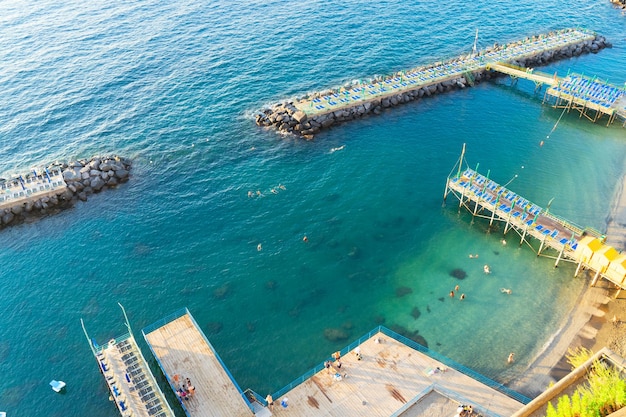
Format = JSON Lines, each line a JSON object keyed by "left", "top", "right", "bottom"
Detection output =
{"left": 293, "top": 29, "right": 595, "bottom": 118}
{"left": 443, "top": 145, "right": 626, "bottom": 295}
{"left": 142, "top": 308, "right": 260, "bottom": 417}
{"left": 81, "top": 304, "right": 175, "bottom": 417}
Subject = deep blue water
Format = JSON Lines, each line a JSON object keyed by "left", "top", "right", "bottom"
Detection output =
{"left": 0, "top": 1, "right": 625, "bottom": 416}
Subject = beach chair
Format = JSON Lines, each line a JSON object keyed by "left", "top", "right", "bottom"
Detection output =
{"left": 550, "top": 230, "right": 559, "bottom": 239}
{"left": 535, "top": 224, "right": 544, "bottom": 232}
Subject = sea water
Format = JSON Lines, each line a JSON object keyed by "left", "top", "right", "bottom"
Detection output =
{"left": 0, "top": 1, "right": 625, "bottom": 416}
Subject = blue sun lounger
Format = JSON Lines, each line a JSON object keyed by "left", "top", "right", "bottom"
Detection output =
{"left": 550, "top": 230, "right": 558, "bottom": 239}
{"left": 535, "top": 224, "right": 544, "bottom": 231}
{"left": 559, "top": 238, "right": 568, "bottom": 245}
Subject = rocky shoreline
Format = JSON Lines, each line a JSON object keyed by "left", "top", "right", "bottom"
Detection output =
{"left": 0, "top": 155, "right": 131, "bottom": 229}
{"left": 256, "top": 32, "right": 611, "bottom": 139}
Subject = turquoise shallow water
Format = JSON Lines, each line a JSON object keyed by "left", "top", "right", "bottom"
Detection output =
{"left": 0, "top": 1, "right": 625, "bottom": 416}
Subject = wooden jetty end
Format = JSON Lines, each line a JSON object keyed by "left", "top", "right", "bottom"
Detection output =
{"left": 292, "top": 29, "right": 594, "bottom": 119}
{"left": 268, "top": 327, "right": 527, "bottom": 416}
{"left": 443, "top": 145, "right": 626, "bottom": 296}
{"left": 0, "top": 168, "right": 66, "bottom": 209}
{"left": 142, "top": 309, "right": 256, "bottom": 417}
{"left": 543, "top": 74, "right": 626, "bottom": 126}
{"left": 486, "top": 62, "right": 626, "bottom": 126}
{"left": 81, "top": 305, "right": 175, "bottom": 417}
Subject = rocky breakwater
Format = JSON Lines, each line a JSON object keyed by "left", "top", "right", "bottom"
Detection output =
{"left": 255, "top": 31, "right": 610, "bottom": 140}
{"left": 0, "top": 155, "right": 131, "bottom": 229}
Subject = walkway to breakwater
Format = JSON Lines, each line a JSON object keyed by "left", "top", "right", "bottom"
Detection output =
{"left": 256, "top": 28, "right": 611, "bottom": 138}
{"left": 444, "top": 146, "right": 626, "bottom": 295}
{"left": 143, "top": 308, "right": 529, "bottom": 417}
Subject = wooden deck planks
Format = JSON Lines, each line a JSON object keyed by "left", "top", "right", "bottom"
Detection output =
{"left": 144, "top": 314, "right": 253, "bottom": 417}
{"left": 269, "top": 332, "right": 522, "bottom": 416}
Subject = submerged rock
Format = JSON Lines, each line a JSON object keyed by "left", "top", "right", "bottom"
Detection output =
{"left": 205, "top": 322, "right": 223, "bottom": 335}
{"left": 411, "top": 307, "right": 421, "bottom": 320}
{"left": 324, "top": 327, "right": 350, "bottom": 342}
{"left": 395, "top": 286, "right": 413, "bottom": 297}
{"left": 388, "top": 324, "right": 429, "bottom": 347}
{"left": 450, "top": 268, "right": 467, "bottom": 280}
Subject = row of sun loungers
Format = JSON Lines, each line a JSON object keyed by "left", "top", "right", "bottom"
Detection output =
{"left": 450, "top": 169, "right": 580, "bottom": 250}
{"left": 303, "top": 30, "right": 592, "bottom": 113}
{"left": 551, "top": 75, "right": 624, "bottom": 110}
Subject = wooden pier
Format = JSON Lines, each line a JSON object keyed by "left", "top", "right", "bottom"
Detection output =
{"left": 81, "top": 305, "right": 175, "bottom": 417}
{"left": 141, "top": 308, "right": 531, "bottom": 417}
{"left": 142, "top": 309, "right": 257, "bottom": 417}
{"left": 443, "top": 146, "right": 626, "bottom": 295}
{"left": 292, "top": 29, "right": 595, "bottom": 118}
{"left": 267, "top": 327, "right": 527, "bottom": 417}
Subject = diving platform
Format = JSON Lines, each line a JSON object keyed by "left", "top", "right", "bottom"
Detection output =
{"left": 142, "top": 309, "right": 256, "bottom": 417}
{"left": 444, "top": 145, "right": 626, "bottom": 295}
{"left": 81, "top": 305, "right": 175, "bottom": 417}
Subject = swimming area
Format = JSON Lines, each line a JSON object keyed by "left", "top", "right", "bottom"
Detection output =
{"left": 0, "top": 1, "right": 625, "bottom": 416}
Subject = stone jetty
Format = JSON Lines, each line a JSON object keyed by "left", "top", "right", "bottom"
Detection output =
{"left": 256, "top": 29, "right": 611, "bottom": 139}
{"left": 0, "top": 155, "right": 131, "bottom": 229}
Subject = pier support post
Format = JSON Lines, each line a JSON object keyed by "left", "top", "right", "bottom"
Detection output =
{"left": 574, "top": 261, "right": 584, "bottom": 277}
{"left": 459, "top": 187, "right": 466, "bottom": 211}
{"left": 538, "top": 236, "right": 546, "bottom": 256}
{"left": 489, "top": 207, "right": 497, "bottom": 226}
{"left": 520, "top": 225, "right": 528, "bottom": 246}
{"left": 591, "top": 270, "right": 601, "bottom": 287}
{"left": 554, "top": 246, "right": 565, "bottom": 267}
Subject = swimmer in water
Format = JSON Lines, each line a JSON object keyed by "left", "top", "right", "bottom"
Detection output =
{"left": 484, "top": 264, "right": 491, "bottom": 274}
{"left": 278, "top": 184, "right": 286, "bottom": 190}
{"left": 501, "top": 288, "right": 512, "bottom": 295}
{"left": 248, "top": 191, "right": 254, "bottom": 198}
{"left": 508, "top": 352, "right": 515, "bottom": 364}
{"left": 455, "top": 285, "right": 459, "bottom": 292}
{"left": 330, "top": 145, "right": 345, "bottom": 153}
{"left": 271, "top": 188, "right": 278, "bottom": 194}
{"left": 257, "top": 243, "right": 262, "bottom": 251}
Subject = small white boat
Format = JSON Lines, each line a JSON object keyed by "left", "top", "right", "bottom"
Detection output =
{"left": 50, "top": 380, "right": 66, "bottom": 392}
